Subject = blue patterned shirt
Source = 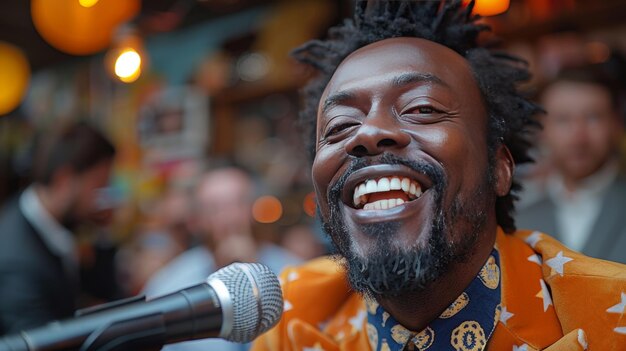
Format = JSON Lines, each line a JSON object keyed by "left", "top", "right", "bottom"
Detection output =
{"left": 365, "top": 249, "right": 502, "bottom": 351}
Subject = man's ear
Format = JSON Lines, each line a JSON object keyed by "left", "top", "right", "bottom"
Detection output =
{"left": 494, "top": 144, "right": 514, "bottom": 197}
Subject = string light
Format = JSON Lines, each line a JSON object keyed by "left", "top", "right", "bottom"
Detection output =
{"left": 105, "top": 25, "right": 146, "bottom": 83}
{"left": 114, "top": 49, "right": 142, "bottom": 83}
{"left": 78, "top": 0, "right": 99, "bottom": 8}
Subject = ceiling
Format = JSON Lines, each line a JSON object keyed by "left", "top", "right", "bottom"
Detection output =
{"left": 3, "top": 0, "right": 626, "bottom": 72}
{"left": 0, "top": 0, "right": 275, "bottom": 72}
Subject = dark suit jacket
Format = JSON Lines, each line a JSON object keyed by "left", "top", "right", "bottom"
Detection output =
{"left": 516, "top": 177, "right": 626, "bottom": 264}
{"left": 0, "top": 199, "right": 77, "bottom": 335}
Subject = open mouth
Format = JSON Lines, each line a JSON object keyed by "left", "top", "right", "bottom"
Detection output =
{"left": 353, "top": 176, "right": 424, "bottom": 210}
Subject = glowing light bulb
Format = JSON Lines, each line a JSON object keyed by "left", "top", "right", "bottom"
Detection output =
{"left": 114, "top": 49, "right": 141, "bottom": 83}
{"left": 78, "top": 0, "right": 99, "bottom": 8}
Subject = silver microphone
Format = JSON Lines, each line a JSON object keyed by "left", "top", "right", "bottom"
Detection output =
{"left": 208, "top": 262, "right": 284, "bottom": 343}
{"left": 0, "top": 262, "right": 284, "bottom": 350}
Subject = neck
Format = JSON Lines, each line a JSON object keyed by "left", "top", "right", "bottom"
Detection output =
{"left": 33, "top": 185, "right": 65, "bottom": 223}
{"left": 561, "top": 177, "right": 581, "bottom": 194}
{"left": 374, "top": 227, "right": 496, "bottom": 331}
{"left": 560, "top": 158, "right": 617, "bottom": 194}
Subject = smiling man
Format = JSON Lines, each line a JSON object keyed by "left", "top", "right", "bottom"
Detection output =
{"left": 252, "top": 1, "right": 626, "bottom": 350}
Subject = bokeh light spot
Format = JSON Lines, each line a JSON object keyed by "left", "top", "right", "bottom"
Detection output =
{"left": 114, "top": 49, "right": 142, "bottom": 83}
{"left": 78, "top": 0, "right": 99, "bottom": 8}
{"left": 303, "top": 192, "right": 316, "bottom": 218}
{"left": 586, "top": 41, "right": 610, "bottom": 64}
{"left": 0, "top": 41, "right": 30, "bottom": 116}
{"left": 253, "top": 196, "right": 283, "bottom": 224}
{"left": 31, "top": 0, "right": 139, "bottom": 55}
{"left": 463, "top": 0, "right": 510, "bottom": 16}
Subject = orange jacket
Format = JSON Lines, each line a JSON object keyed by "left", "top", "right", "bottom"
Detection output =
{"left": 252, "top": 229, "right": 626, "bottom": 351}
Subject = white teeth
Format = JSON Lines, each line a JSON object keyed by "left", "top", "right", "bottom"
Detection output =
{"left": 380, "top": 200, "right": 388, "bottom": 209}
{"left": 401, "top": 178, "right": 411, "bottom": 192}
{"left": 366, "top": 179, "right": 377, "bottom": 194}
{"left": 354, "top": 184, "right": 363, "bottom": 198}
{"left": 409, "top": 182, "right": 422, "bottom": 198}
{"left": 390, "top": 177, "right": 401, "bottom": 190}
{"left": 361, "top": 198, "right": 407, "bottom": 211}
{"left": 377, "top": 178, "right": 390, "bottom": 192}
{"left": 352, "top": 176, "right": 424, "bottom": 208}
{"left": 358, "top": 184, "right": 366, "bottom": 197}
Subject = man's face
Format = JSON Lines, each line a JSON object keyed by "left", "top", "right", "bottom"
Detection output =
{"left": 542, "top": 81, "right": 621, "bottom": 181}
{"left": 312, "top": 38, "right": 499, "bottom": 296}
{"left": 67, "top": 159, "right": 114, "bottom": 227}
{"left": 195, "top": 169, "right": 254, "bottom": 242}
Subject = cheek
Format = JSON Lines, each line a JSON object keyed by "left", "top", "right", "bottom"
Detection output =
{"left": 312, "top": 145, "right": 345, "bottom": 215}
{"left": 312, "top": 155, "right": 332, "bottom": 215}
{"left": 80, "top": 189, "right": 98, "bottom": 212}
{"left": 417, "top": 126, "right": 488, "bottom": 183}
{"left": 589, "top": 124, "right": 616, "bottom": 150}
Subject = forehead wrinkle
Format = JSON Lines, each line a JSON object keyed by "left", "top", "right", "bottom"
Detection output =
{"left": 322, "top": 90, "right": 357, "bottom": 114}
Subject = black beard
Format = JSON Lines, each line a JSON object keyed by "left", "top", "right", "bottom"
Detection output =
{"left": 319, "top": 153, "right": 491, "bottom": 298}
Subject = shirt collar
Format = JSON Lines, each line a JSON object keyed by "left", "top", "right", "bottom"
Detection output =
{"left": 19, "top": 185, "right": 77, "bottom": 264}
{"left": 365, "top": 249, "right": 502, "bottom": 351}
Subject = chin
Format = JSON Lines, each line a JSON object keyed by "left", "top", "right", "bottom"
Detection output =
{"left": 318, "top": 153, "right": 493, "bottom": 297}
{"left": 346, "top": 217, "right": 435, "bottom": 259}
{"left": 323, "top": 192, "right": 490, "bottom": 297}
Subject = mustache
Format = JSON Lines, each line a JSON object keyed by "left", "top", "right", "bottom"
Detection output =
{"left": 328, "top": 152, "right": 447, "bottom": 203}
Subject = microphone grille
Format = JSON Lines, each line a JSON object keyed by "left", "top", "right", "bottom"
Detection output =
{"left": 208, "top": 263, "right": 283, "bottom": 343}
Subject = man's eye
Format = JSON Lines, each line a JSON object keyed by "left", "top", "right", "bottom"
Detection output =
{"left": 406, "top": 106, "right": 439, "bottom": 114}
{"left": 326, "top": 123, "right": 358, "bottom": 137}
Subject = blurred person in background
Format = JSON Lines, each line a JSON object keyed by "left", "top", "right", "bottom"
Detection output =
{"left": 142, "top": 165, "right": 300, "bottom": 351}
{"left": 516, "top": 67, "right": 626, "bottom": 263}
{"left": 0, "top": 121, "right": 116, "bottom": 334}
{"left": 116, "top": 225, "right": 184, "bottom": 297}
{"left": 281, "top": 223, "right": 326, "bottom": 261}
{"left": 154, "top": 187, "right": 196, "bottom": 252}
{"left": 116, "top": 185, "right": 197, "bottom": 297}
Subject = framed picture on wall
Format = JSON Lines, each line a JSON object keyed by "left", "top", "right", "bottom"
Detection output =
{"left": 138, "top": 86, "right": 209, "bottom": 165}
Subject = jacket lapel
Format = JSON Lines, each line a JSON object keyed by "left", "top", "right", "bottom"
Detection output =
{"left": 582, "top": 178, "right": 626, "bottom": 259}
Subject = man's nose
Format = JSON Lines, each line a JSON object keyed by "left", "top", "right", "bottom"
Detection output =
{"left": 344, "top": 112, "right": 411, "bottom": 157}
{"left": 567, "top": 117, "right": 590, "bottom": 144}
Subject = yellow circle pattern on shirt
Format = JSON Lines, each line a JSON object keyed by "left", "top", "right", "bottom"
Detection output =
{"left": 381, "top": 339, "right": 392, "bottom": 351}
{"left": 366, "top": 298, "right": 380, "bottom": 315}
{"left": 367, "top": 323, "right": 379, "bottom": 350}
{"left": 478, "top": 256, "right": 500, "bottom": 289}
{"left": 440, "top": 292, "right": 470, "bottom": 319}
{"left": 410, "top": 327, "right": 435, "bottom": 350}
{"left": 391, "top": 324, "right": 412, "bottom": 345}
{"left": 382, "top": 312, "right": 391, "bottom": 327}
{"left": 450, "top": 321, "right": 487, "bottom": 351}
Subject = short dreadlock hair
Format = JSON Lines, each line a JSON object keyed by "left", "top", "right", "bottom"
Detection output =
{"left": 293, "top": 0, "right": 542, "bottom": 233}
